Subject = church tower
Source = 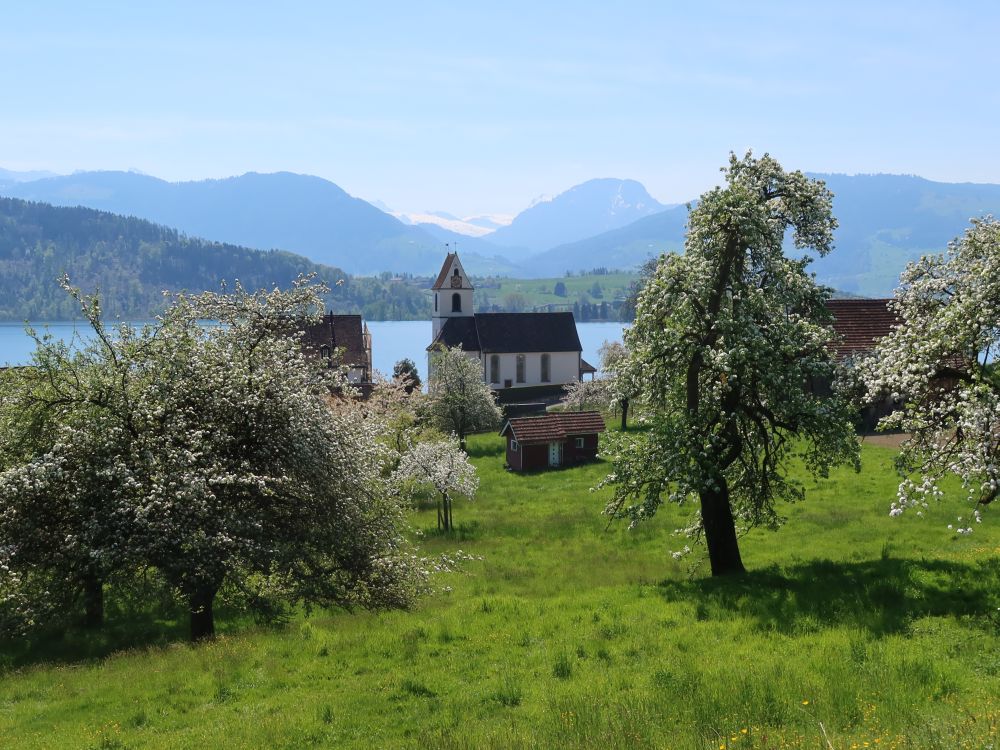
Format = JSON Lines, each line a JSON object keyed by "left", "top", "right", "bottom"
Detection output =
{"left": 431, "top": 252, "right": 474, "bottom": 339}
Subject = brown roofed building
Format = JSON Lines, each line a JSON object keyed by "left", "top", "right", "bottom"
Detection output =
{"left": 302, "top": 313, "right": 373, "bottom": 385}
{"left": 499, "top": 411, "right": 606, "bottom": 471}
{"left": 826, "top": 299, "right": 898, "bottom": 361}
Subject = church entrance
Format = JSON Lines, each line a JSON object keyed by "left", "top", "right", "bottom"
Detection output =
{"left": 548, "top": 441, "right": 563, "bottom": 467}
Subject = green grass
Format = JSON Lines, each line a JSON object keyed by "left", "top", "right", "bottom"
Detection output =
{"left": 476, "top": 273, "right": 638, "bottom": 310}
{"left": 1, "top": 435, "right": 999, "bottom": 749}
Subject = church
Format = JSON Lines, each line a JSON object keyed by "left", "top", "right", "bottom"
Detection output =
{"left": 427, "top": 253, "right": 594, "bottom": 400}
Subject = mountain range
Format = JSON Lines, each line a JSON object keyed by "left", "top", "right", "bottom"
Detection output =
{"left": 0, "top": 197, "right": 428, "bottom": 322}
{"left": 3, "top": 168, "right": 1000, "bottom": 295}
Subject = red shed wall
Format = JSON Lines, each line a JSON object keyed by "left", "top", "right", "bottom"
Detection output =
{"left": 505, "top": 436, "right": 523, "bottom": 471}
{"left": 565, "top": 433, "right": 600, "bottom": 465}
{"left": 520, "top": 443, "right": 549, "bottom": 471}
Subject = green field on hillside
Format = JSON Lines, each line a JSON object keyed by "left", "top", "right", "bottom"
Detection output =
{"left": 1, "top": 435, "right": 998, "bottom": 749}
{"left": 474, "top": 273, "right": 638, "bottom": 313}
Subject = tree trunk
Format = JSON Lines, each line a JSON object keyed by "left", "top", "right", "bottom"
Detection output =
{"left": 699, "top": 479, "right": 746, "bottom": 576}
{"left": 620, "top": 398, "right": 629, "bottom": 431}
{"left": 82, "top": 573, "right": 104, "bottom": 629}
{"left": 189, "top": 587, "right": 217, "bottom": 641}
{"left": 442, "top": 493, "right": 453, "bottom": 531}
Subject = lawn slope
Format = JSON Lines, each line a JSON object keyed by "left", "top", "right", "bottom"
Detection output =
{"left": 1, "top": 436, "right": 997, "bottom": 749}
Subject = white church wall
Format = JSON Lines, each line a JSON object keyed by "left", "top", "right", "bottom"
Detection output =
{"left": 485, "top": 351, "right": 579, "bottom": 389}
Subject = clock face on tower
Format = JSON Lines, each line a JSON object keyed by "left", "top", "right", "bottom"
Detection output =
{"left": 450, "top": 274, "right": 462, "bottom": 288}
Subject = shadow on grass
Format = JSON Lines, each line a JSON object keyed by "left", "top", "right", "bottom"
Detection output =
{"left": 658, "top": 555, "right": 1000, "bottom": 637}
{"left": 0, "top": 601, "right": 256, "bottom": 673}
{"left": 464, "top": 439, "right": 504, "bottom": 459}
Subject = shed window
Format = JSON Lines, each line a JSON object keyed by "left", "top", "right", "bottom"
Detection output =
{"left": 490, "top": 354, "right": 500, "bottom": 384}
{"left": 516, "top": 354, "right": 526, "bottom": 383}
{"left": 541, "top": 353, "right": 551, "bottom": 382}
{"left": 575, "top": 437, "right": 585, "bottom": 448}
{"left": 510, "top": 439, "right": 519, "bottom": 453}
{"left": 452, "top": 293, "right": 462, "bottom": 312}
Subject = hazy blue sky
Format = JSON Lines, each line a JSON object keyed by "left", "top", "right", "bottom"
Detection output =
{"left": 1, "top": 2, "right": 997, "bottom": 216}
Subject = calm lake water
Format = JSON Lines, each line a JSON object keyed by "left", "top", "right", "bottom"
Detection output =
{"left": 0, "top": 320, "right": 628, "bottom": 380}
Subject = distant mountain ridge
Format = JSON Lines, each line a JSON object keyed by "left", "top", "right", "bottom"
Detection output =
{"left": 0, "top": 196, "right": 428, "bottom": 321}
{"left": 0, "top": 171, "right": 507, "bottom": 277}
{"left": 523, "top": 174, "right": 1000, "bottom": 294}
{"left": 4, "top": 168, "right": 1000, "bottom": 295}
{"left": 484, "top": 178, "right": 668, "bottom": 252}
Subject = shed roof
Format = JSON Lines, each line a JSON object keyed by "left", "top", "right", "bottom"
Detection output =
{"left": 500, "top": 411, "right": 606, "bottom": 444}
{"left": 826, "top": 299, "right": 897, "bottom": 360}
{"left": 580, "top": 358, "right": 597, "bottom": 374}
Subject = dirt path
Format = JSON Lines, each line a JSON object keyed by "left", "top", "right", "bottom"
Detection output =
{"left": 859, "top": 432, "right": 909, "bottom": 449}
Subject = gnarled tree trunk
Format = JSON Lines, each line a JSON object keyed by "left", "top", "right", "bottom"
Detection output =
{"left": 82, "top": 573, "right": 104, "bottom": 628}
{"left": 700, "top": 478, "right": 745, "bottom": 576}
{"left": 189, "top": 586, "right": 218, "bottom": 641}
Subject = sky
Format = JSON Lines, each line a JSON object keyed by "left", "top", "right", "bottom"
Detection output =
{"left": 1, "top": 1, "right": 998, "bottom": 217}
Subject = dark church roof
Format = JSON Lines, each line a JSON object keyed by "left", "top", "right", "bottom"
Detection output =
{"left": 826, "top": 299, "right": 897, "bottom": 360}
{"left": 429, "top": 317, "right": 481, "bottom": 351}
{"left": 428, "top": 312, "right": 582, "bottom": 353}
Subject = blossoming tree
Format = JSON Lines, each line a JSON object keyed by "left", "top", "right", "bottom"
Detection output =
{"left": 602, "top": 153, "right": 859, "bottom": 576}
{"left": 863, "top": 217, "right": 1000, "bottom": 531}
{"left": 0, "top": 278, "right": 426, "bottom": 640}
{"left": 395, "top": 438, "right": 479, "bottom": 531}
{"left": 425, "top": 346, "right": 502, "bottom": 450}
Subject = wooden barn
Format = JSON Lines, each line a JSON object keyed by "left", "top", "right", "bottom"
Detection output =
{"left": 499, "top": 411, "right": 606, "bottom": 471}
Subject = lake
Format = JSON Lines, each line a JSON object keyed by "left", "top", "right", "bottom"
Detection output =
{"left": 0, "top": 320, "right": 628, "bottom": 380}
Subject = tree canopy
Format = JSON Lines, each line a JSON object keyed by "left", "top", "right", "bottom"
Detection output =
{"left": 425, "top": 347, "right": 502, "bottom": 449}
{"left": 602, "top": 153, "right": 860, "bottom": 575}
{"left": 863, "top": 216, "right": 1000, "bottom": 532}
{"left": 0, "top": 277, "right": 427, "bottom": 639}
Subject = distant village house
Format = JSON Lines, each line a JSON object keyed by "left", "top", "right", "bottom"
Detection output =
{"left": 302, "top": 312, "right": 373, "bottom": 387}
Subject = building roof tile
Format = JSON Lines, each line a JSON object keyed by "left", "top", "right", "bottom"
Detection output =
{"left": 475, "top": 312, "right": 582, "bottom": 353}
{"left": 826, "top": 299, "right": 897, "bottom": 360}
{"left": 500, "top": 411, "right": 606, "bottom": 444}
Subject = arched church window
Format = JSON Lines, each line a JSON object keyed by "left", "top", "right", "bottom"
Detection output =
{"left": 516, "top": 354, "right": 526, "bottom": 383}
{"left": 541, "top": 353, "right": 551, "bottom": 382}
{"left": 452, "top": 293, "right": 462, "bottom": 312}
{"left": 490, "top": 355, "right": 500, "bottom": 384}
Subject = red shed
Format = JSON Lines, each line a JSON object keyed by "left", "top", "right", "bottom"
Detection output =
{"left": 499, "top": 411, "right": 606, "bottom": 471}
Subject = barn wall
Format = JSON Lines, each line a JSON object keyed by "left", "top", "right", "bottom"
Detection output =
{"left": 565, "top": 433, "right": 600, "bottom": 464}
{"left": 505, "top": 436, "right": 523, "bottom": 471}
{"left": 520, "top": 443, "right": 548, "bottom": 471}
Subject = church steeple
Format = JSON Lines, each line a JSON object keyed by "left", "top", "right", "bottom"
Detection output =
{"left": 431, "top": 253, "right": 474, "bottom": 339}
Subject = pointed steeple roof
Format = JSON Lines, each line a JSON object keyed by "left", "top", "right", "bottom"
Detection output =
{"left": 431, "top": 253, "right": 457, "bottom": 290}
{"left": 431, "top": 252, "right": 473, "bottom": 291}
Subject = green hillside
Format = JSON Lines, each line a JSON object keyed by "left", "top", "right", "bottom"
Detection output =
{"left": 2, "top": 434, "right": 997, "bottom": 749}
{"left": 0, "top": 197, "right": 428, "bottom": 321}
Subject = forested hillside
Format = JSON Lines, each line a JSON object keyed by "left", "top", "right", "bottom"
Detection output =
{"left": 0, "top": 198, "right": 429, "bottom": 320}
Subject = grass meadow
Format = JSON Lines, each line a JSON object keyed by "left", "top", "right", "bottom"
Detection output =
{"left": 1, "top": 434, "right": 998, "bottom": 749}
